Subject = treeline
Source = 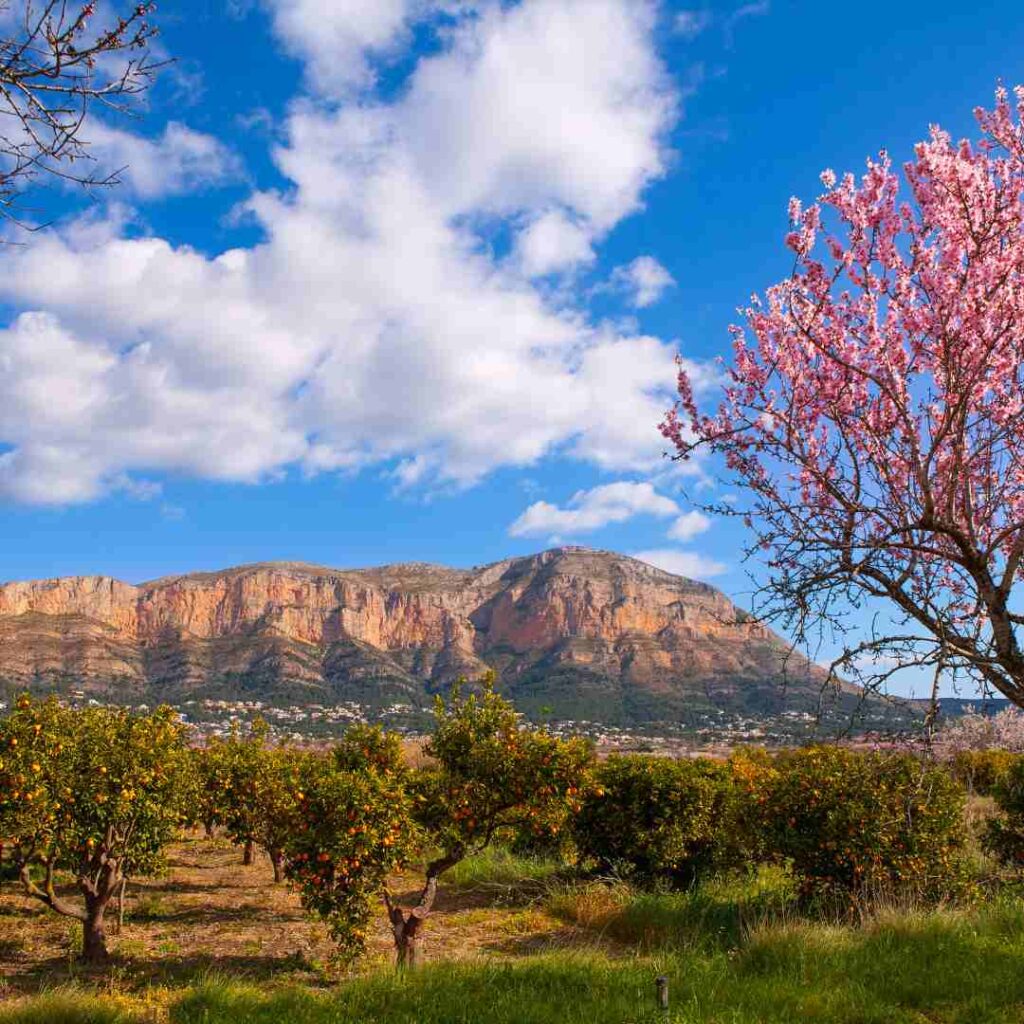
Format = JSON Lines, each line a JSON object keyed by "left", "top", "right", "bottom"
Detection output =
{"left": 4, "top": 687, "right": 1024, "bottom": 966}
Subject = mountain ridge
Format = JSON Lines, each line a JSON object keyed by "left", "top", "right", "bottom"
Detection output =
{"left": 0, "top": 547, "right": 844, "bottom": 725}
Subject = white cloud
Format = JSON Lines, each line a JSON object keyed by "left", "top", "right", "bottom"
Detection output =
{"left": 0, "top": 0, "right": 702, "bottom": 505}
{"left": 85, "top": 122, "right": 243, "bottom": 199}
{"left": 610, "top": 255, "right": 676, "bottom": 308}
{"left": 674, "top": 10, "right": 712, "bottom": 39}
{"left": 262, "top": 0, "right": 416, "bottom": 94}
{"left": 400, "top": 0, "right": 675, "bottom": 231}
{"left": 666, "top": 509, "right": 711, "bottom": 542}
{"left": 509, "top": 481, "right": 678, "bottom": 538}
{"left": 514, "top": 209, "right": 595, "bottom": 277}
{"left": 631, "top": 547, "right": 726, "bottom": 579}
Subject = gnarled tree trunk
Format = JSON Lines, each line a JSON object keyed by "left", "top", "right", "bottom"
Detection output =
{"left": 243, "top": 839, "right": 254, "bottom": 866}
{"left": 83, "top": 895, "right": 110, "bottom": 963}
{"left": 18, "top": 855, "right": 120, "bottom": 963}
{"left": 383, "top": 848, "right": 463, "bottom": 969}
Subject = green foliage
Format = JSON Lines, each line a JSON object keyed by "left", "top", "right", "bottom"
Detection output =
{"left": 283, "top": 731, "right": 415, "bottom": 962}
{"left": 759, "top": 746, "right": 971, "bottom": 906}
{"left": 414, "top": 681, "right": 593, "bottom": 856}
{"left": 950, "top": 749, "right": 1022, "bottom": 796}
{"left": 190, "top": 742, "right": 231, "bottom": 833}
{"left": 191, "top": 719, "right": 312, "bottom": 873}
{"left": 573, "top": 754, "right": 741, "bottom": 883}
{"left": 0, "top": 694, "right": 192, "bottom": 958}
{"left": 984, "top": 755, "right": 1024, "bottom": 865}
{"left": 207, "top": 718, "right": 272, "bottom": 854}
{"left": 0, "top": 695, "right": 192, "bottom": 878}
{"left": 332, "top": 723, "right": 404, "bottom": 773}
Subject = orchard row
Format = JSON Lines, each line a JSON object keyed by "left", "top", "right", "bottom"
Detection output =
{"left": 4, "top": 686, "right": 1024, "bottom": 967}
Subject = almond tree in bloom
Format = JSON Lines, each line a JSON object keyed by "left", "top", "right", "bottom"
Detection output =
{"left": 663, "top": 87, "right": 1024, "bottom": 708}
{"left": 942, "top": 706, "right": 1024, "bottom": 753}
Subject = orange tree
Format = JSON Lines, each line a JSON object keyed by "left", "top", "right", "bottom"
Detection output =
{"left": 759, "top": 746, "right": 970, "bottom": 908}
{"left": 0, "top": 695, "right": 192, "bottom": 961}
{"left": 285, "top": 686, "right": 592, "bottom": 967}
{"left": 984, "top": 757, "right": 1024, "bottom": 866}
{"left": 573, "top": 754, "right": 742, "bottom": 884}
{"left": 949, "top": 749, "right": 1022, "bottom": 797}
{"left": 250, "top": 745, "right": 310, "bottom": 882}
{"left": 393, "top": 682, "right": 592, "bottom": 966}
{"left": 211, "top": 717, "right": 274, "bottom": 867}
{"left": 190, "top": 741, "right": 232, "bottom": 838}
{"left": 283, "top": 725, "right": 417, "bottom": 962}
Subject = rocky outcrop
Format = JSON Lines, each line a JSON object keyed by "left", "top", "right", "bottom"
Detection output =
{"left": 0, "top": 547, "right": 835, "bottom": 722}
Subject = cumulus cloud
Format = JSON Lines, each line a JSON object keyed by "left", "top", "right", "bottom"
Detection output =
{"left": 262, "top": 0, "right": 416, "bottom": 94}
{"left": 399, "top": 0, "right": 675, "bottom": 230}
{"left": 509, "top": 481, "right": 678, "bottom": 538}
{"left": 609, "top": 255, "right": 676, "bottom": 308}
{"left": 85, "top": 121, "right": 243, "bottom": 199}
{"left": 631, "top": 547, "right": 726, "bottom": 579}
{"left": 0, "top": 0, "right": 701, "bottom": 504}
{"left": 514, "top": 209, "right": 595, "bottom": 277}
{"left": 666, "top": 509, "right": 711, "bottom": 542}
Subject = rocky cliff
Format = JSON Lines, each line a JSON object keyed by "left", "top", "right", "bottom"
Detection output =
{"left": 0, "top": 548, "right": 839, "bottom": 724}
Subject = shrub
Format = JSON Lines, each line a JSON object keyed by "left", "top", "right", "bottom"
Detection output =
{"left": 984, "top": 756, "right": 1024, "bottom": 866}
{"left": 760, "top": 746, "right": 970, "bottom": 907}
{"left": 949, "top": 749, "right": 1021, "bottom": 796}
{"left": 573, "top": 754, "right": 741, "bottom": 884}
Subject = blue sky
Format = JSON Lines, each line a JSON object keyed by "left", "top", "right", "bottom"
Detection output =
{"left": 1, "top": 0, "right": 1022, "bottom": 693}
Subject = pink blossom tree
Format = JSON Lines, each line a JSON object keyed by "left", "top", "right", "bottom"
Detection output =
{"left": 941, "top": 706, "right": 1024, "bottom": 753}
{"left": 663, "top": 87, "right": 1024, "bottom": 709}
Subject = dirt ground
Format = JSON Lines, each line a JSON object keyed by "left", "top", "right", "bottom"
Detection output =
{"left": 0, "top": 834, "right": 605, "bottom": 1002}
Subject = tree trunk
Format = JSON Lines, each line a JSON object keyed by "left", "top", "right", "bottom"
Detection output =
{"left": 390, "top": 910, "right": 426, "bottom": 968}
{"left": 115, "top": 878, "right": 127, "bottom": 933}
{"left": 243, "top": 839, "right": 254, "bottom": 866}
{"left": 384, "top": 848, "right": 463, "bottom": 969}
{"left": 82, "top": 898, "right": 110, "bottom": 963}
{"left": 270, "top": 848, "right": 284, "bottom": 883}
{"left": 204, "top": 820, "right": 215, "bottom": 839}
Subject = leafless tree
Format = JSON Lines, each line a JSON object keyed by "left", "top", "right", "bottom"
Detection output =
{"left": 0, "top": 0, "right": 161, "bottom": 224}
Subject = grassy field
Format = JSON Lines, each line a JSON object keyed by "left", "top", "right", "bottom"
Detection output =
{"left": 2, "top": 835, "right": 1024, "bottom": 1022}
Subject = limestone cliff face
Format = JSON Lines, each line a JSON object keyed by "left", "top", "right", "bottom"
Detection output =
{"left": 0, "top": 548, "right": 826, "bottom": 721}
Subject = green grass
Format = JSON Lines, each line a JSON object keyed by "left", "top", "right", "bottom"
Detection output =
{"left": 442, "top": 848, "right": 563, "bottom": 893}
{"left": 0, "top": 993, "right": 142, "bottom": 1024}
{"left": 6, "top": 858, "right": 1024, "bottom": 1024}
{"left": 165, "top": 902, "right": 1024, "bottom": 1023}
{"left": 548, "top": 864, "right": 798, "bottom": 952}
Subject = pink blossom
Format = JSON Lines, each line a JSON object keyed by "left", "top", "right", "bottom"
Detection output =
{"left": 662, "top": 87, "right": 1024, "bottom": 708}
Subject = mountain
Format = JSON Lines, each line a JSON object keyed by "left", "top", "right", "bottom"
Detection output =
{"left": 0, "top": 547, "right": 855, "bottom": 726}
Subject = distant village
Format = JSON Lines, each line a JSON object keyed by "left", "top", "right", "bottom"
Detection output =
{"left": 1, "top": 689, "right": 911, "bottom": 751}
